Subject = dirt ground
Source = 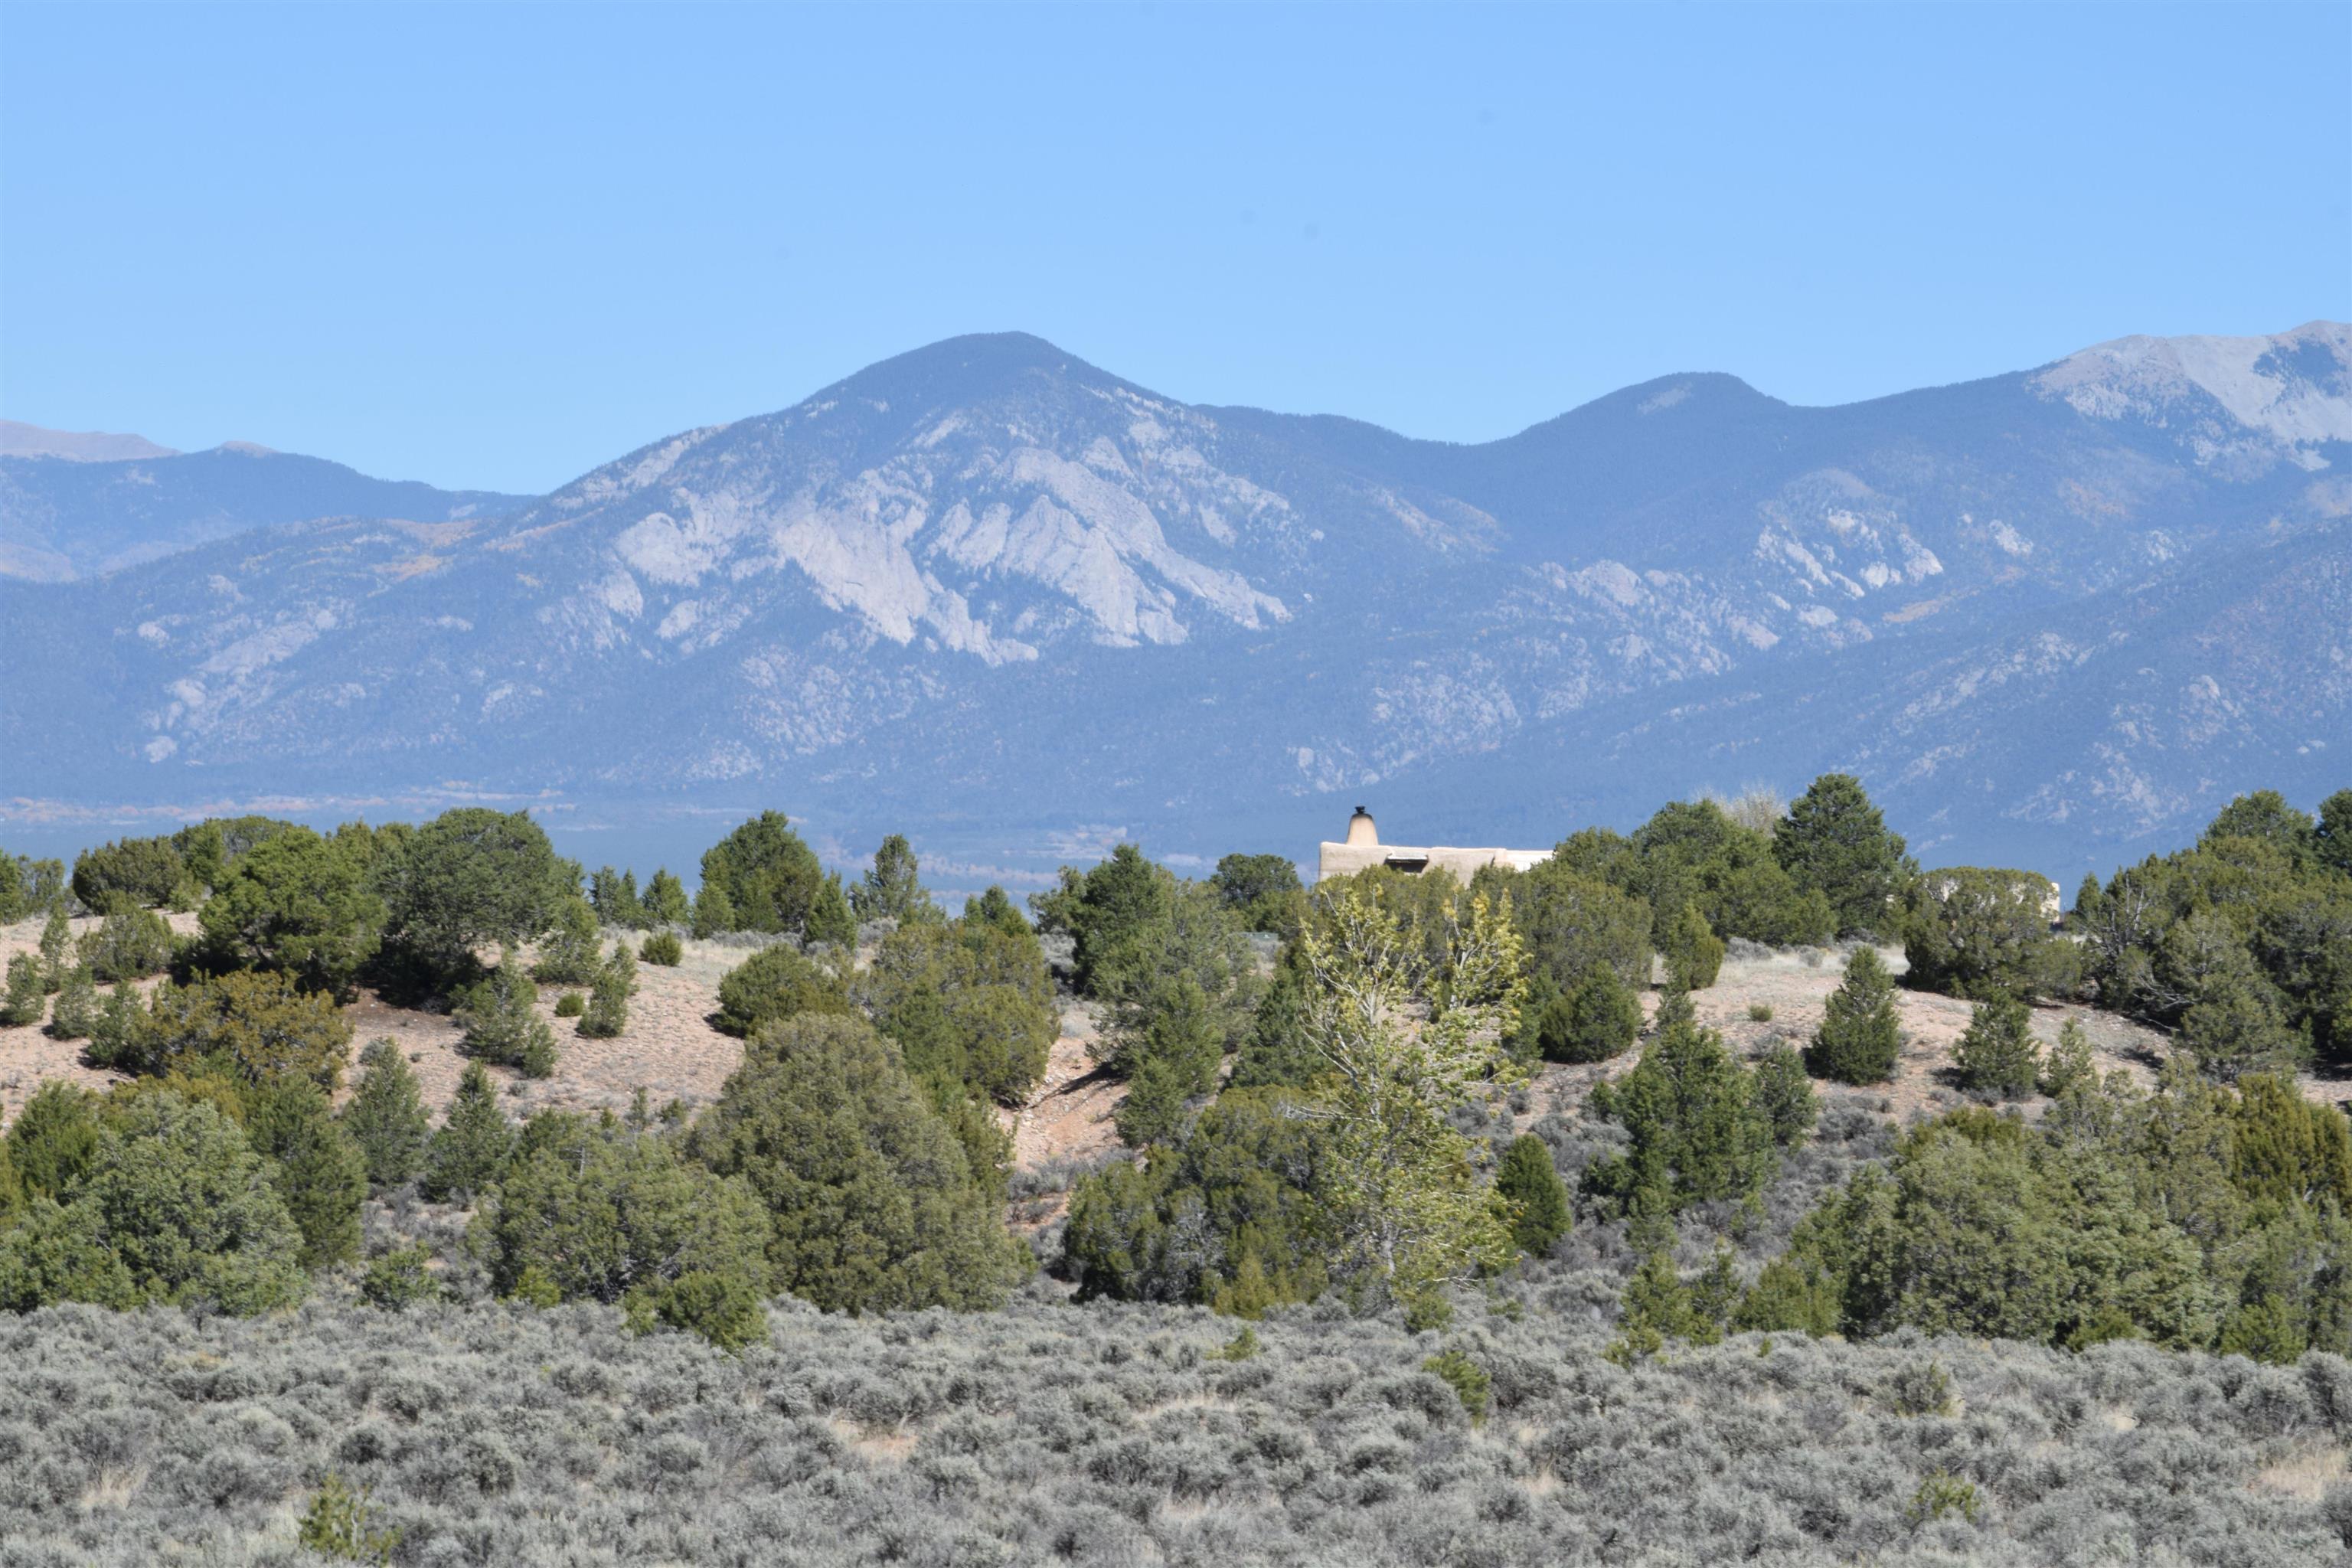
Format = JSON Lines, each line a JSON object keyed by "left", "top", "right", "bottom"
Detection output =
{"left": 0, "top": 911, "right": 751, "bottom": 1128}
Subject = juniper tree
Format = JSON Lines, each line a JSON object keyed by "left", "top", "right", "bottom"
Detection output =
{"left": 341, "top": 1038, "right": 432, "bottom": 1188}
{"left": 46, "top": 966, "right": 97, "bottom": 1040}
{"left": 1538, "top": 965, "right": 1642, "bottom": 1063}
{"left": 377, "top": 807, "right": 569, "bottom": 978}
{"left": 2177, "top": 976, "right": 2300, "bottom": 1080}
{"left": 5, "top": 1082, "right": 100, "bottom": 1203}
{"left": 1807, "top": 946, "right": 1903, "bottom": 1084}
{"left": 84, "top": 984, "right": 151, "bottom": 1071}
{"left": 642, "top": 868, "right": 691, "bottom": 927}
{"left": 245, "top": 1077, "right": 368, "bottom": 1270}
{"left": 714, "top": 943, "right": 854, "bottom": 1037}
{"left": 0, "top": 954, "right": 42, "bottom": 1027}
{"left": 422, "top": 1061, "right": 511, "bottom": 1204}
{"left": 697, "top": 812, "right": 828, "bottom": 936}
{"left": 2040, "top": 1017, "right": 2097, "bottom": 1099}
{"left": 577, "top": 943, "right": 635, "bottom": 1040}
{"left": 690, "top": 880, "right": 737, "bottom": 939}
{"left": 1772, "top": 773, "right": 1915, "bottom": 938}
{"left": 140, "top": 969, "right": 355, "bottom": 1088}
{"left": 2, "top": 1090, "right": 308, "bottom": 1315}
{"left": 1954, "top": 995, "right": 2040, "bottom": 1099}
{"left": 37, "top": 906, "right": 72, "bottom": 991}
{"left": 1588, "top": 1011, "right": 1778, "bottom": 1215}
{"left": 79, "top": 906, "right": 176, "bottom": 984}
{"left": 965, "top": 884, "right": 1031, "bottom": 936}
{"left": 1495, "top": 1133, "right": 1571, "bottom": 1256}
{"left": 531, "top": 898, "right": 602, "bottom": 986}
{"left": 196, "top": 828, "right": 384, "bottom": 996}
{"left": 1753, "top": 1044, "right": 1818, "bottom": 1148}
{"left": 1661, "top": 902, "right": 1723, "bottom": 991}
{"left": 849, "top": 834, "right": 942, "bottom": 926}
{"left": 688, "top": 1011, "right": 1027, "bottom": 1313}
{"left": 458, "top": 952, "right": 558, "bottom": 1077}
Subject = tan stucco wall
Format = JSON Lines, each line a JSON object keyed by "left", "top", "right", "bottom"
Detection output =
{"left": 1317, "top": 843, "right": 1553, "bottom": 883}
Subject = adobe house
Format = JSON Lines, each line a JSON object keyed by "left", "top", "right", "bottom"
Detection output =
{"left": 1316, "top": 807, "right": 1553, "bottom": 884}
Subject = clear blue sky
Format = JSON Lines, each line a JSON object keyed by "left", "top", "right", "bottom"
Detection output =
{"left": 4, "top": 3, "right": 2346, "bottom": 495}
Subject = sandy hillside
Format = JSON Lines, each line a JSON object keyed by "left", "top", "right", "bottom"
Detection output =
{"left": 4, "top": 920, "right": 2341, "bottom": 1188}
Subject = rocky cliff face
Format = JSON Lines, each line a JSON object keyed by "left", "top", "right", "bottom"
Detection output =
{"left": 3, "top": 325, "right": 2344, "bottom": 877}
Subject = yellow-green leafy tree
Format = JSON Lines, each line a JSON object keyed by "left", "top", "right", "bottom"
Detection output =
{"left": 1296, "top": 883, "right": 1527, "bottom": 1316}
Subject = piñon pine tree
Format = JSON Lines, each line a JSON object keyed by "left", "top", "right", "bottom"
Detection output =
{"left": 1955, "top": 995, "right": 2040, "bottom": 1099}
{"left": 1807, "top": 946, "right": 1902, "bottom": 1084}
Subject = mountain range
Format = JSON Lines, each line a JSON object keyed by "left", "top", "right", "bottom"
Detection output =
{"left": 2, "top": 323, "right": 2346, "bottom": 884}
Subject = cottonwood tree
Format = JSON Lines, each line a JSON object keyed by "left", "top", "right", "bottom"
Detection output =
{"left": 1295, "top": 882, "right": 1527, "bottom": 1315}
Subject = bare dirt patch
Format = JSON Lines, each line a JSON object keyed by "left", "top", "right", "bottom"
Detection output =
{"left": 0, "top": 915, "right": 752, "bottom": 1129}
{"left": 1008, "top": 1001, "right": 1125, "bottom": 1173}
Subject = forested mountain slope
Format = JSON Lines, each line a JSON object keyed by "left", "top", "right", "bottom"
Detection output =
{"left": 3, "top": 323, "right": 2344, "bottom": 873}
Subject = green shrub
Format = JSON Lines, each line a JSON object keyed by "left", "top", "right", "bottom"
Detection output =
{"left": 554, "top": 991, "right": 586, "bottom": 1018}
{"left": 142, "top": 969, "right": 354, "bottom": 1089}
{"left": 1753, "top": 1045, "right": 1817, "bottom": 1148}
{"left": 1907, "top": 1471, "right": 1981, "bottom": 1526}
{"left": 1586, "top": 1012, "right": 1777, "bottom": 1214}
{"left": 420, "top": 1061, "right": 511, "bottom": 1204}
{"left": 690, "top": 1012, "right": 1027, "bottom": 1315}
{"left": 1496, "top": 1133, "right": 1571, "bottom": 1256}
{"left": 479, "top": 1116, "right": 769, "bottom": 1333}
{"left": 456, "top": 956, "right": 558, "bottom": 1077}
{"left": 1538, "top": 966, "right": 1642, "bottom": 1063}
{"left": 2040, "top": 1017, "right": 2097, "bottom": 1098}
{"left": 297, "top": 1473, "right": 400, "bottom": 1563}
{"left": 45, "top": 967, "right": 97, "bottom": 1040}
{"left": 1422, "top": 1348, "right": 1492, "bottom": 1423}
{"left": 1661, "top": 902, "right": 1723, "bottom": 991}
{"left": 0, "top": 1090, "right": 306, "bottom": 1315}
{"left": 861, "top": 919, "right": 1057, "bottom": 1107}
{"left": 1210, "top": 1326, "right": 1261, "bottom": 1361}
{"left": 1747, "top": 1002, "right": 1773, "bottom": 1022}
{"left": 713, "top": 942, "right": 853, "bottom": 1037}
{"left": 1, "top": 952, "right": 45, "bottom": 1026}
{"left": 360, "top": 1246, "right": 442, "bottom": 1310}
{"left": 576, "top": 944, "right": 634, "bottom": 1040}
{"left": 625, "top": 1269, "right": 769, "bottom": 1352}
{"left": 1904, "top": 867, "right": 2074, "bottom": 1001}
{"left": 531, "top": 897, "right": 603, "bottom": 986}
{"left": 79, "top": 906, "right": 176, "bottom": 984}
{"left": 71, "top": 835, "right": 185, "bottom": 911}
{"left": 244, "top": 1077, "right": 368, "bottom": 1270}
{"left": 640, "top": 929, "right": 683, "bottom": 966}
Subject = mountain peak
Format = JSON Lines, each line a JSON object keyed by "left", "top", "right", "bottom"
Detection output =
{"left": 2032, "top": 320, "right": 2351, "bottom": 453}
{"left": 812, "top": 332, "right": 1125, "bottom": 414}
{"left": 0, "top": 420, "right": 181, "bottom": 462}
